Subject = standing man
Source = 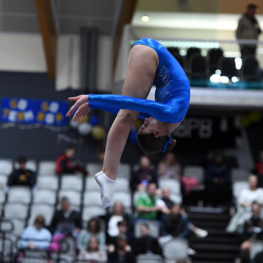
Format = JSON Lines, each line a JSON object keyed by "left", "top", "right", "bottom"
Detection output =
{"left": 236, "top": 4, "right": 262, "bottom": 57}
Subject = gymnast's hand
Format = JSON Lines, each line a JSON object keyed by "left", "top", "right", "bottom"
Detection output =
{"left": 66, "top": 95, "right": 91, "bottom": 122}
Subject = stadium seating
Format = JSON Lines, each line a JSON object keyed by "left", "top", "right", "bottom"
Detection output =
{"left": 37, "top": 175, "right": 59, "bottom": 191}
{"left": 231, "top": 168, "right": 249, "bottom": 182}
{"left": 61, "top": 175, "right": 83, "bottom": 191}
{"left": 82, "top": 205, "right": 106, "bottom": 222}
{"left": 85, "top": 176, "right": 100, "bottom": 191}
{"left": 5, "top": 203, "right": 28, "bottom": 220}
{"left": 58, "top": 190, "right": 81, "bottom": 206}
{"left": 83, "top": 191, "right": 102, "bottom": 206}
{"left": 115, "top": 177, "right": 129, "bottom": 191}
{"left": 14, "top": 159, "right": 37, "bottom": 172}
{"left": 135, "top": 220, "right": 160, "bottom": 238}
{"left": 33, "top": 189, "right": 56, "bottom": 205}
{"left": 8, "top": 186, "right": 31, "bottom": 205}
{"left": 137, "top": 254, "right": 164, "bottom": 263}
{"left": 28, "top": 203, "right": 54, "bottom": 226}
{"left": 159, "top": 179, "right": 180, "bottom": 195}
{"left": 0, "top": 159, "right": 13, "bottom": 175}
{"left": 163, "top": 238, "right": 189, "bottom": 261}
{"left": 38, "top": 161, "right": 56, "bottom": 175}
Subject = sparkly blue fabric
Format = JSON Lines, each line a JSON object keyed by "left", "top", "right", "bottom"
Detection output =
{"left": 88, "top": 38, "right": 190, "bottom": 123}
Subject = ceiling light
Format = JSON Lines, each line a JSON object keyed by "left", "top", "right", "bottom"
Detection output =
{"left": 141, "top": 15, "right": 150, "bottom": 22}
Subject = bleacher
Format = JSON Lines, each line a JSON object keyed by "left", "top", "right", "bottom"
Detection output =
{"left": 0, "top": 157, "right": 257, "bottom": 263}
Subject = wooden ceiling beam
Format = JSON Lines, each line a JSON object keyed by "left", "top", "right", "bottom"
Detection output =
{"left": 35, "top": 0, "right": 57, "bottom": 80}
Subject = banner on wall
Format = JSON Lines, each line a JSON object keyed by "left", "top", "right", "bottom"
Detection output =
{"left": 0, "top": 98, "right": 68, "bottom": 126}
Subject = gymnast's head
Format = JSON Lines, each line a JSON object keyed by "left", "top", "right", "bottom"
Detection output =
{"left": 137, "top": 116, "right": 178, "bottom": 158}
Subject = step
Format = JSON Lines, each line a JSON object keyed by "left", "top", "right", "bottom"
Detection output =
{"left": 191, "top": 221, "right": 228, "bottom": 229}
{"left": 191, "top": 252, "right": 238, "bottom": 261}
{"left": 191, "top": 243, "right": 240, "bottom": 252}
{"left": 188, "top": 213, "right": 230, "bottom": 221}
{"left": 190, "top": 236, "right": 241, "bottom": 245}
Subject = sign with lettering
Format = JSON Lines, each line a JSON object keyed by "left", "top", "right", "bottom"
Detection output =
{"left": 1, "top": 98, "right": 68, "bottom": 126}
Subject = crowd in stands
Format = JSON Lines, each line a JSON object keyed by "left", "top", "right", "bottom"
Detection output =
{"left": 3, "top": 144, "right": 263, "bottom": 262}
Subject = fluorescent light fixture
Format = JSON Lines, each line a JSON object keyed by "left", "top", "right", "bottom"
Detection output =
{"left": 141, "top": 15, "right": 150, "bottom": 22}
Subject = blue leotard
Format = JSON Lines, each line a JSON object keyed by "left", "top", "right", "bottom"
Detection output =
{"left": 88, "top": 38, "right": 190, "bottom": 123}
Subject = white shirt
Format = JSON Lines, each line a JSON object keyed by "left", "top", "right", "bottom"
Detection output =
{"left": 107, "top": 215, "right": 123, "bottom": 237}
{"left": 238, "top": 188, "right": 263, "bottom": 206}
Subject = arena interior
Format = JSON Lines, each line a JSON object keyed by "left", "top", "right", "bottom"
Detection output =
{"left": 0, "top": 0, "right": 263, "bottom": 263}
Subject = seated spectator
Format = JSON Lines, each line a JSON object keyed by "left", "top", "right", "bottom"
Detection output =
{"left": 78, "top": 236, "right": 107, "bottom": 262}
{"left": 205, "top": 152, "right": 231, "bottom": 206}
{"left": 130, "top": 156, "right": 158, "bottom": 192}
{"left": 239, "top": 175, "right": 263, "bottom": 208}
{"left": 136, "top": 183, "right": 166, "bottom": 220}
{"left": 108, "top": 234, "right": 135, "bottom": 263}
{"left": 19, "top": 215, "right": 52, "bottom": 250}
{"left": 56, "top": 145, "right": 87, "bottom": 176}
{"left": 227, "top": 175, "right": 263, "bottom": 233}
{"left": 133, "top": 224, "right": 162, "bottom": 256}
{"left": 108, "top": 220, "right": 134, "bottom": 250}
{"left": 158, "top": 152, "right": 181, "bottom": 180}
{"left": 49, "top": 197, "right": 82, "bottom": 237}
{"left": 253, "top": 251, "right": 263, "bottom": 263}
{"left": 8, "top": 156, "right": 36, "bottom": 189}
{"left": 107, "top": 201, "right": 131, "bottom": 239}
{"left": 165, "top": 204, "right": 191, "bottom": 238}
{"left": 240, "top": 202, "right": 263, "bottom": 263}
{"left": 78, "top": 217, "right": 105, "bottom": 250}
{"left": 161, "top": 187, "right": 174, "bottom": 210}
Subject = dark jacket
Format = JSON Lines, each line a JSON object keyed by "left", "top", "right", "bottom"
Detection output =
{"left": 133, "top": 236, "right": 162, "bottom": 256}
{"left": 162, "top": 197, "right": 174, "bottom": 210}
{"left": 49, "top": 209, "right": 82, "bottom": 234}
{"left": 165, "top": 214, "right": 191, "bottom": 238}
{"left": 7, "top": 169, "right": 36, "bottom": 188}
{"left": 130, "top": 166, "right": 158, "bottom": 192}
{"left": 56, "top": 154, "right": 87, "bottom": 175}
{"left": 243, "top": 215, "right": 263, "bottom": 240}
{"left": 253, "top": 251, "right": 263, "bottom": 263}
{"left": 205, "top": 163, "right": 230, "bottom": 183}
{"left": 108, "top": 250, "right": 135, "bottom": 263}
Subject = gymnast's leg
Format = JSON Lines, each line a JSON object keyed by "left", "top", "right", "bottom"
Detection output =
{"left": 95, "top": 45, "right": 158, "bottom": 208}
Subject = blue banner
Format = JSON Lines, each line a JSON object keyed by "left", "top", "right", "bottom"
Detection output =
{"left": 1, "top": 98, "right": 68, "bottom": 126}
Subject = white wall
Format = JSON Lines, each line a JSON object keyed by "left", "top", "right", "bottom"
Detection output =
{"left": 0, "top": 33, "right": 113, "bottom": 92}
{"left": 0, "top": 33, "right": 46, "bottom": 72}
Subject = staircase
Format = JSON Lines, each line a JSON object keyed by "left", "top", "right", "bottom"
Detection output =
{"left": 187, "top": 208, "right": 241, "bottom": 263}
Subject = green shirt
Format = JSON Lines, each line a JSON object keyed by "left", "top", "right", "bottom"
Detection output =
{"left": 136, "top": 193, "right": 157, "bottom": 219}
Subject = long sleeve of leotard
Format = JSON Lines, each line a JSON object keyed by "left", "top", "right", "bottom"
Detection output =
{"left": 88, "top": 91, "right": 189, "bottom": 123}
{"left": 92, "top": 102, "right": 150, "bottom": 120}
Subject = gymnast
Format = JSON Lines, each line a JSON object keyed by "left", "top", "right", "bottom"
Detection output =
{"left": 66, "top": 38, "right": 190, "bottom": 208}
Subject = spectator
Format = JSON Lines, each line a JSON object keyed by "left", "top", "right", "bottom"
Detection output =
{"left": 78, "top": 218, "right": 105, "bottom": 250}
{"left": 55, "top": 145, "right": 87, "bottom": 176}
{"left": 158, "top": 152, "right": 181, "bottom": 180}
{"left": 227, "top": 175, "right": 263, "bottom": 233}
{"left": 49, "top": 197, "right": 82, "bottom": 237}
{"left": 253, "top": 251, "right": 263, "bottom": 263}
{"left": 136, "top": 183, "right": 165, "bottom": 220}
{"left": 236, "top": 3, "right": 262, "bottom": 57}
{"left": 8, "top": 156, "right": 36, "bottom": 189}
{"left": 108, "top": 234, "right": 135, "bottom": 263}
{"left": 78, "top": 236, "right": 107, "bottom": 262}
{"left": 107, "top": 201, "right": 131, "bottom": 238}
{"left": 19, "top": 215, "right": 52, "bottom": 250}
{"left": 165, "top": 204, "right": 191, "bottom": 238}
{"left": 130, "top": 156, "right": 158, "bottom": 192}
{"left": 239, "top": 175, "right": 263, "bottom": 208}
{"left": 240, "top": 202, "right": 263, "bottom": 262}
{"left": 161, "top": 187, "right": 174, "bottom": 210}
{"left": 108, "top": 220, "right": 133, "bottom": 249}
{"left": 205, "top": 152, "right": 231, "bottom": 206}
{"left": 133, "top": 224, "right": 162, "bottom": 256}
